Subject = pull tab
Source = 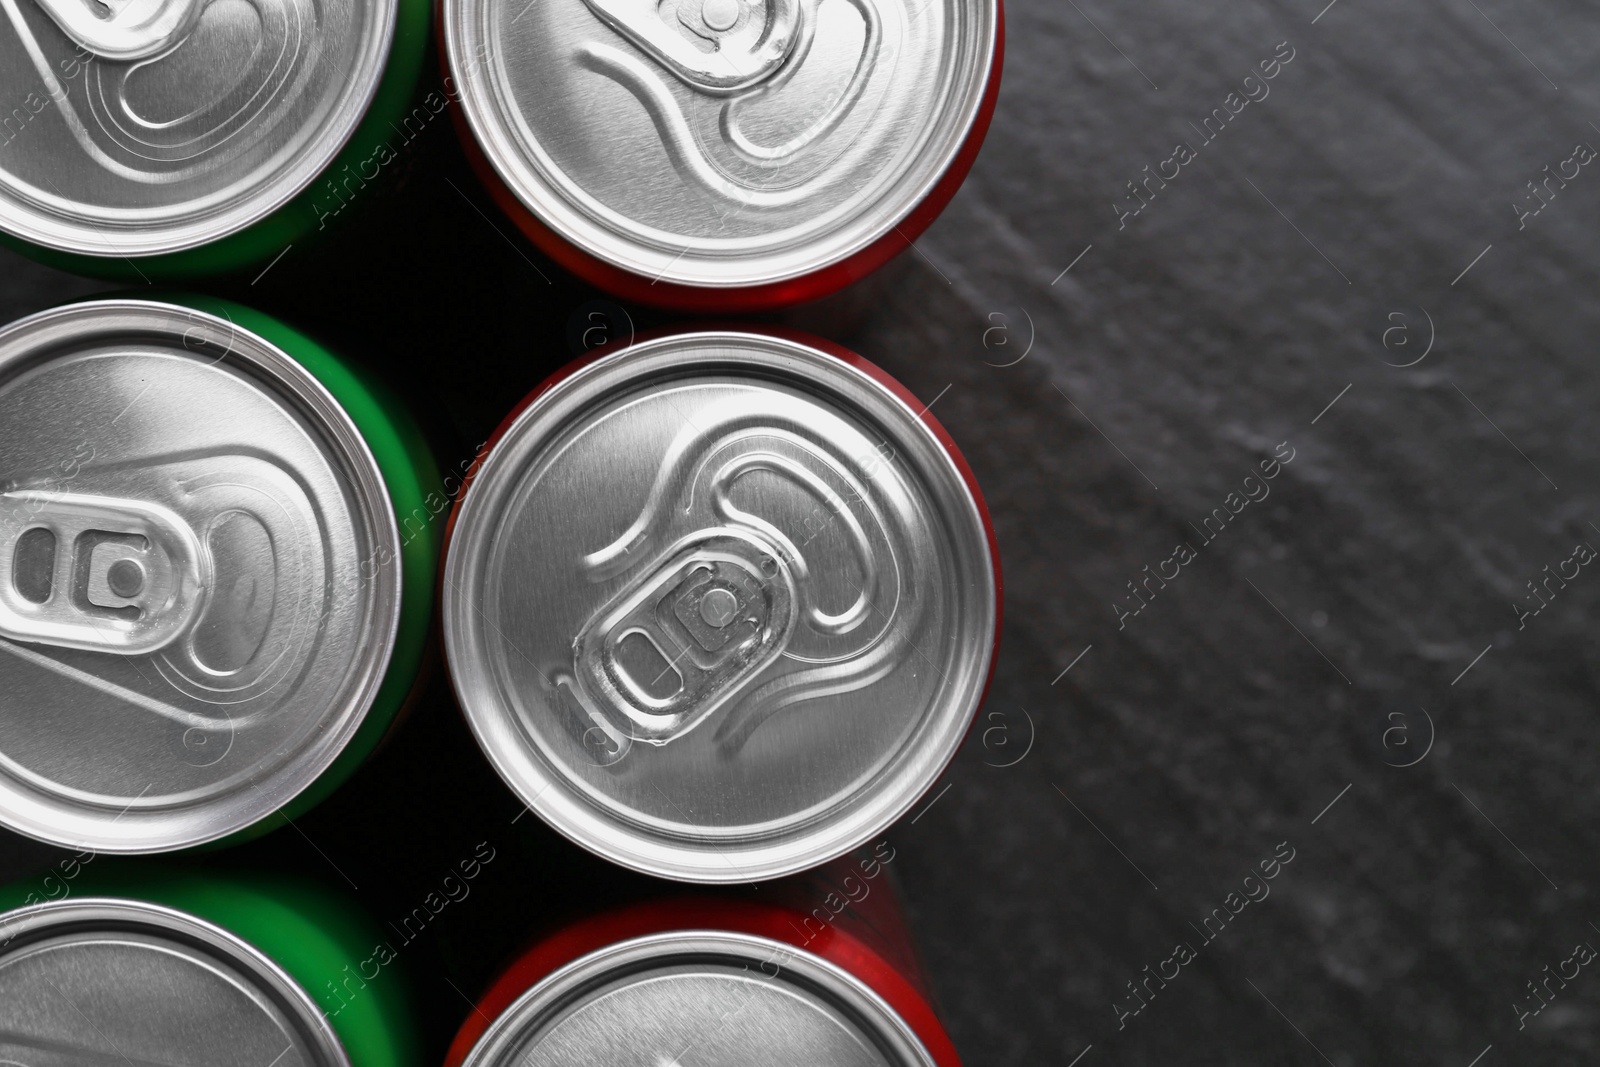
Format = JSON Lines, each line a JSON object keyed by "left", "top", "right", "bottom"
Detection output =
{"left": 0, "top": 490, "right": 206, "bottom": 655}
{"left": 571, "top": 530, "right": 796, "bottom": 744}
{"left": 580, "top": 0, "right": 801, "bottom": 93}
{"left": 30, "top": 0, "right": 202, "bottom": 61}
{"left": 721, "top": 0, "right": 881, "bottom": 161}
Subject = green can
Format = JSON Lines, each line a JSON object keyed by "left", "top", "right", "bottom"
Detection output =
{"left": 0, "top": 0, "right": 432, "bottom": 279}
{"left": 0, "top": 296, "right": 440, "bottom": 851}
{"left": 0, "top": 866, "right": 420, "bottom": 1067}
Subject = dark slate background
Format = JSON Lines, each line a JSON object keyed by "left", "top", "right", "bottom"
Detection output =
{"left": 3, "top": 0, "right": 1599, "bottom": 1063}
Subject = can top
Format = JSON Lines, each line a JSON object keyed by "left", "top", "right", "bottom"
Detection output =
{"left": 0, "top": 0, "right": 395, "bottom": 257}
{"left": 0, "top": 897, "right": 349, "bottom": 1067}
{"left": 462, "top": 931, "right": 935, "bottom": 1067}
{"left": 0, "top": 300, "right": 401, "bottom": 851}
{"left": 444, "top": 0, "right": 997, "bottom": 291}
{"left": 444, "top": 331, "right": 996, "bottom": 881}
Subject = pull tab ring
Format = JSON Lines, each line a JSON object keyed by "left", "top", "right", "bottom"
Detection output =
{"left": 580, "top": 0, "right": 802, "bottom": 93}
{"left": 30, "top": 0, "right": 202, "bottom": 61}
{"left": 720, "top": 0, "right": 881, "bottom": 161}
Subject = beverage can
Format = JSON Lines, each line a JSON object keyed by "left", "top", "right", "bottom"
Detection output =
{"left": 0, "top": 868, "right": 420, "bottom": 1067}
{"left": 0, "top": 0, "right": 431, "bottom": 278}
{"left": 442, "top": 0, "right": 1004, "bottom": 311}
{"left": 0, "top": 297, "right": 439, "bottom": 850}
{"left": 442, "top": 328, "right": 999, "bottom": 881}
{"left": 442, "top": 889, "right": 962, "bottom": 1067}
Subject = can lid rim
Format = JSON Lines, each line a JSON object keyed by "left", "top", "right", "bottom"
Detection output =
{"left": 0, "top": 895, "right": 351, "bottom": 1067}
{"left": 459, "top": 930, "right": 937, "bottom": 1067}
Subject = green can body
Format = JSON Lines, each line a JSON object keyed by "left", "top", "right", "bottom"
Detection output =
{"left": 174, "top": 296, "right": 445, "bottom": 840}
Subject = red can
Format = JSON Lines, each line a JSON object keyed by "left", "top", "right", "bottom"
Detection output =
{"left": 443, "top": 849, "right": 962, "bottom": 1067}
{"left": 441, "top": 328, "right": 1000, "bottom": 883}
{"left": 441, "top": 0, "right": 1004, "bottom": 312}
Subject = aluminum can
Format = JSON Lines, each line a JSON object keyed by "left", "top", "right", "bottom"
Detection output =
{"left": 0, "top": 297, "right": 440, "bottom": 851}
{"left": 0, "top": 867, "right": 420, "bottom": 1067}
{"left": 442, "top": 329, "right": 999, "bottom": 881}
{"left": 441, "top": 0, "right": 1004, "bottom": 312}
{"left": 0, "top": 0, "right": 431, "bottom": 279}
{"left": 441, "top": 879, "right": 961, "bottom": 1067}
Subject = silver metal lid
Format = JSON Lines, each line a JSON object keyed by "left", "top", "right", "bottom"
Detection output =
{"left": 462, "top": 932, "right": 936, "bottom": 1067}
{"left": 0, "top": 300, "right": 401, "bottom": 851}
{"left": 443, "top": 331, "right": 995, "bottom": 881}
{"left": 0, "top": 897, "right": 349, "bottom": 1067}
{"left": 0, "top": 0, "right": 396, "bottom": 257}
{"left": 443, "top": 0, "right": 997, "bottom": 291}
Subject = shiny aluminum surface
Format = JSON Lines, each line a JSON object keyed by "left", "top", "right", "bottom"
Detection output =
{"left": 0, "top": 897, "right": 348, "bottom": 1067}
{"left": 444, "top": 0, "right": 996, "bottom": 290}
{"left": 0, "top": 301, "right": 400, "bottom": 851}
{"left": 462, "top": 932, "right": 933, "bottom": 1067}
{"left": 444, "top": 332, "right": 995, "bottom": 881}
{"left": 0, "top": 0, "right": 395, "bottom": 257}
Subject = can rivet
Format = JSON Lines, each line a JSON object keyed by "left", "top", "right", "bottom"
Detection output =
{"left": 701, "top": 0, "right": 739, "bottom": 31}
{"left": 698, "top": 587, "right": 739, "bottom": 628}
{"left": 107, "top": 558, "right": 145, "bottom": 599}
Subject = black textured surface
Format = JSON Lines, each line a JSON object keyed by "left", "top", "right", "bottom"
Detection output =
{"left": 4, "top": 1, "right": 1600, "bottom": 1064}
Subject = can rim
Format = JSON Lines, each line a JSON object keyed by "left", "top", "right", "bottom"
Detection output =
{"left": 0, "top": 299, "right": 403, "bottom": 851}
{"left": 0, "top": 895, "right": 352, "bottom": 1066}
{"left": 458, "top": 929, "right": 937, "bottom": 1067}
{"left": 442, "top": 0, "right": 999, "bottom": 291}
{"left": 442, "top": 329, "right": 997, "bottom": 882}
{"left": 0, "top": 0, "right": 397, "bottom": 258}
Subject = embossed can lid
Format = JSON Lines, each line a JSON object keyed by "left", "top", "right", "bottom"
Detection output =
{"left": 443, "top": 0, "right": 999, "bottom": 294}
{"left": 443, "top": 331, "right": 997, "bottom": 882}
{"left": 460, "top": 932, "right": 934, "bottom": 1067}
{"left": 0, "top": 897, "right": 349, "bottom": 1067}
{"left": 0, "top": 300, "right": 401, "bottom": 851}
{"left": 0, "top": 0, "right": 395, "bottom": 257}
